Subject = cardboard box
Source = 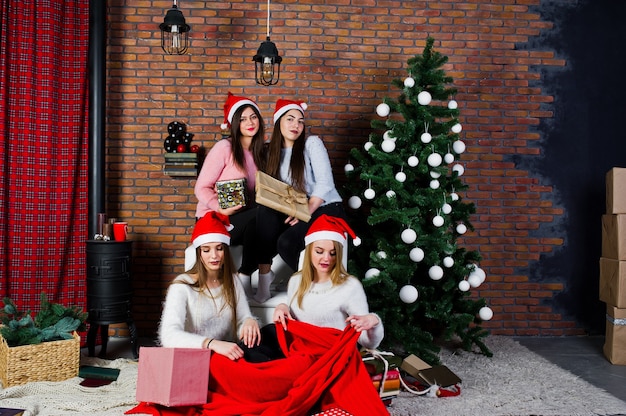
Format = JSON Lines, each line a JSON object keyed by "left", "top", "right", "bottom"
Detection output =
{"left": 606, "top": 168, "right": 626, "bottom": 214}
{"left": 603, "top": 305, "right": 626, "bottom": 365}
{"left": 400, "top": 354, "right": 461, "bottom": 388}
{"left": 136, "top": 347, "right": 211, "bottom": 407}
{"left": 599, "top": 258, "right": 626, "bottom": 308}
{"left": 255, "top": 171, "right": 311, "bottom": 222}
{"left": 601, "top": 215, "right": 626, "bottom": 260}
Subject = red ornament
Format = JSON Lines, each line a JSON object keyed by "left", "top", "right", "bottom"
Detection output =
{"left": 190, "top": 144, "right": 200, "bottom": 153}
{"left": 176, "top": 144, "right": 187, "bottom": 153}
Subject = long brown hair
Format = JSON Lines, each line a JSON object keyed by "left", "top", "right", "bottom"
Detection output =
{"left": 291, "top": 240, "right": 348, "bottom": 309}
{"left": 263, "top": 114, "right": 307, "bottom": 193}
{"left": 177, "top": 244, "right": 239, "bottom": 336}
{"left": 229, "top": 104, "right": 266, "bottom": 171}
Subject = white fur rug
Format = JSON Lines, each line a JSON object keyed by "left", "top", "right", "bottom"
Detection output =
{"left": 0, "top": 337, "right": 625, "bottom": 416}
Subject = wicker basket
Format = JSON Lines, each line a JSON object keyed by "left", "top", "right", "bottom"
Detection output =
{"left": 0, "top": 331, "right": 80, "bottom": 387}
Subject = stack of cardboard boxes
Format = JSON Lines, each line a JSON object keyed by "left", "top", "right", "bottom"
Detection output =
{"left": 600, "top": 167, "right": 626, "bottom": 365}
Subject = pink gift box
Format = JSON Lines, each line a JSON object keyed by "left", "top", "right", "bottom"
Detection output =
{"left": 136, "top": 346, "right": 211, "bottom": 407}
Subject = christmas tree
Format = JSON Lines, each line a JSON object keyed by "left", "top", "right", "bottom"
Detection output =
{"left": 343, "top": 37, "right": 493, "bottom": 364}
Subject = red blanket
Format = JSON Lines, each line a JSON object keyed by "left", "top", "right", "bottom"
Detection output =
{"left": 126, "top": 320, "right": 389, "bottom": 416}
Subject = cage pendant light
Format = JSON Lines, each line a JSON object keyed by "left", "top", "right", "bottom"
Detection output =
{"left": 160, "top": 0, "right": 190, "bottom": 55}
{"left": 253, "top": 0, "right": 282, "bottom": 86}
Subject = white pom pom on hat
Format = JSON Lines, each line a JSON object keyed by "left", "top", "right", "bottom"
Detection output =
{"left": 273, "top": 99, "right": 307, "bottom": 124}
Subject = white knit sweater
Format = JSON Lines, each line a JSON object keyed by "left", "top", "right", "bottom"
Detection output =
{"left": 158, "top": 273, "right": 254, "bottom": 348}
{"left": 286, "top": 273, "right": 384, "bottom": 349}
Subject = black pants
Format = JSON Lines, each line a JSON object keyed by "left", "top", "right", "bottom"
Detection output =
{"left": 256, "top": 202, "right": 346, "bottom": 272}
{"left": 239, "top": 324, "right": 285, "bottom": 363}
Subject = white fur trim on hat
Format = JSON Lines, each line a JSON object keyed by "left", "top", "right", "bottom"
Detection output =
{"left": 227, "top": 99, "right": 259, "bottom": 125}
{"left": 304, "top": 230, "right": 346, "bottom": 247}
{"left": 274, "top": 102, "right": 307, "bottom": 124}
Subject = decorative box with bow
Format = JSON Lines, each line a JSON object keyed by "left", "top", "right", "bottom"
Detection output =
{"left": 255, "top": 171, "right": 311, "bottom": 222}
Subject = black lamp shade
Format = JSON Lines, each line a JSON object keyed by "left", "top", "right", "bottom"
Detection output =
{"left": 253, "top": 37, "right": 282, "bottom": 86}
{"left": 160, "top": 7, "right": 190, "bottom": 55}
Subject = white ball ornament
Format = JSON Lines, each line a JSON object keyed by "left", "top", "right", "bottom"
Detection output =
{"left": 399, "top": 285, "right": 419, "bottom": 303}
{"left": 417, "top": 91, "right": 432, "bottom": 105}
{"left": 364, "top": 268, "right": 380, "bottom": 280}
{"left": 376, "top": 103, "right": 390, "bottom": 117}
{"left": 432, "top": 215, "right": 444, "bottom": 227}
{"left": 452, "top": 164, "right": 465, "bottom": 176}
{"left": 472, "top": 267, "right": 487, "bottom": 283}
{"left": 448, "top": 100, "right": 458, "bottom": 110}
{"left": 409, "top": 247, "right": 425, "bottom": 262}
{"left": 458, "top": 280, "right": 470, "bottom": 292}
{"left": 450, "top": 192, "right": 459, "bottom": 201}
{"left": 456, "top": 223, "right": 467, "bottom": 234}
{"left": 376, "top": 251, "right": 387, "bottom": 259}
{"left": 420, "top": 132, "right": 432, "bottom": 143}
{"left": 427, "top": 153, "right": 442, "bottom": 167}
{"left": 381, "top": 139, "right": 396, "bottom": 153}
{"left": 344, "top": 163, "right": 354, "bottom": 173}
{"left": 444, "top": 153, "right": 455, "bottom": 164}
{"left": 404, "top": 77, "right": 415, "bottom": 88}
{"left": 348, "top": 196, "right": 362, "bottom": 209}
{"left": 451, "top": 123, "right": 462, "bottom": 133}
{"left": 408, "top": 156, "right": 419, "bottom": 167}
{"left": 442, "top": 203, "right": 452, "bottom": 214}
{"left": 443, "top": 256, "right": 454, "bottom": 268}
{"left": 383, "top": 130, "right": 396, "bottom": 141}
{"left": 452, "top": 140, "right": 466, "bottom": 154}
{"left": 429, "top": 179, "right": 440, "bottom": 189}
{"left": 479, "top": 306, "right": 494, "bottom": 321}
{"left": 395, "top": 171, "right": 407, "bottom": 183}
{"left": 364, "top": 188, "right": 376, "bottom": 200}
{"left": 364, "top": 141, "right": 373, "bottom": 151}
{"left": 386, "top": 190, "right": 396, "bottom": 198}
{"left": 468, "top": 273, "right": 482, "bottom": 288}
{"left": 429, "top": 265, "right": 444, "bottom": 280}
{"left": 401, "top": 228, "right": 417, "bottom": 244}
{"left": 430, "top": 171, "right": 441, "bottom": 179}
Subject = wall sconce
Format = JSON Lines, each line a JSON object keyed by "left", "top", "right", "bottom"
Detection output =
{"left": 253, "top": 0, "right": 282, "bottom": 86}
{"left": 160, "top": 0, "right": 190, "bottom": 55}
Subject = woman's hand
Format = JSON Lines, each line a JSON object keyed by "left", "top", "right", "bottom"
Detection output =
{"left": 284, "top": 216, "right": 299, "bottom": 226}
{"left": 218, "top": 205, "right": 243, "bottom": 216}
{"left": 209, "top": 339, "right": 245, "bottom": 361}
{"left": 240, "top": 317, "right": 261, "bottom": 348}
{"left": 346, "top": 313, "right": 379, "bottom": 332}
{"left": 273, "top": 303, "right": 293, "bottom": 330}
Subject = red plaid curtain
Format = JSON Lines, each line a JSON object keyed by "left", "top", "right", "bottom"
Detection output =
{"left": 0, "top": 1, "right": 90, "bottom": 311}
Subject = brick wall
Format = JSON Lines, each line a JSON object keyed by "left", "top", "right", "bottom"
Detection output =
{"left": 104, "top": 0, "right": 580, "bottom": 338}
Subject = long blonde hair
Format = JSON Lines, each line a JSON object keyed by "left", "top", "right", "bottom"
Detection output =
{"left": 176, "top": 244, "right": 238, "bottom": 335}
{"left": 292, "top": 240, "right": 349, "bottom": 309}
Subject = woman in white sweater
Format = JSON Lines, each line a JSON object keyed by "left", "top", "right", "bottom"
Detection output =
{"left": 273, "top": 215, "right": 384, "bottom": 350}
{"left": 158, "top": 212, "right": 260, "bottom": 360}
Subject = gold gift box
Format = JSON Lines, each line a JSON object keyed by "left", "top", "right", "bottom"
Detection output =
{"left": 255, "top": 171, "right": 311, "bottom": 222}
{"left": 216, "top": 178, "right": 247, "bottom": 209}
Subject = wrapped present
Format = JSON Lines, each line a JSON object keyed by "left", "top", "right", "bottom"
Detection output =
{"left": 216, "top": 178, "right": 247, "bottom": 209}
{"left": 136, "top": 347, "right": 211, "bottom": 407}
{"left": 361, "top": 350, "right": 401, "bottom": 402}
{"left": 255, "top": 171, "right": 311, "bottom": 222}
{"left": 604, "top": 304, "right": 626, "bottom": 365}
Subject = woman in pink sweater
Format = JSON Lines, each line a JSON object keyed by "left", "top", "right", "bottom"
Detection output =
{"left": 194, "top": 93, "right": 266, "bottom": 296}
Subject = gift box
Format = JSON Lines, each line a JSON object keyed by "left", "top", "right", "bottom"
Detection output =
{"left": 603, "top": 305, "right": 626, "bottom": 365}
{"left": 606, "top": 168, "right": 626, "bottom": 214}
{"left": 400, "top": 354, "right": 461, "bottom": 388}
{"left": 601, "top": 215, "right": 626, "bottom": 260}
{"left": 255, "top": 171, "right": 311, "bottom": 222}
{"left": 599, "top": 257, "right": 626, "bottom": 308}
{"left": 216, "top": 178, "right": 247, "bottom": 209}
{"left": 136, "top": 347, "right": 211, "bottom": 407}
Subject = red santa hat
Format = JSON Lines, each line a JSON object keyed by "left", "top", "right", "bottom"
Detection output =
{"left": 273, "top": 99, "right": 308, "bottom": 124}
{"left": 304, "top": 215, "right": 361, "bottom": 248}
{"left": 184, "top": 212, "right": 234, "bottom": 270}
{"left": 221, "top": 92, "right": 260, "bottom": 130}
